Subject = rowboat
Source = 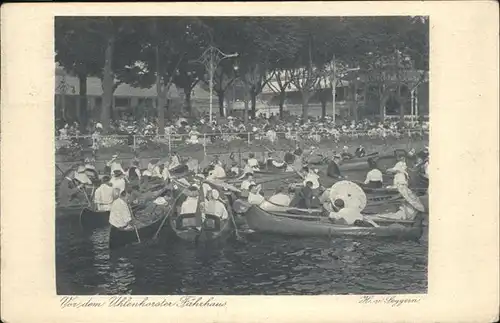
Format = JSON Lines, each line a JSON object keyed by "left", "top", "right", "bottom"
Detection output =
{"left": 226, "top": 171, "right": 300, "bottom": 186}
{"left": 244, "top": 205, "right": 423, "bottom": 241}
{"left": 109, "top": 214, "right": 166, "bottom": 250}
{"left": 79, "top": 207, "right": 110, "bottom": 230}
{"left": 168, "top": 213, "right": 233, "bottom": 243}
{"left": 108, "top": 202, "right": 172, "bottom": 250}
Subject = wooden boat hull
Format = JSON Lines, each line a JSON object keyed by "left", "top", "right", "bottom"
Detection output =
{"left": 108, "top": 214, "right": 166, "bottom": 250}
{"left": 245, "top": 206, "right": 423, "bottom": 240}
{"left": 168, "top": 213, "right": 233, "bottom": 243}
{"left": 338, "top": 154, "right": 395, "bottom": 171}
{"left": 79, "top": 208, "right": 110, "bottom": 230}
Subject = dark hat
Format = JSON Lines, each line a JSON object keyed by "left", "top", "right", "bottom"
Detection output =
{"left": 333, "top": 199, "right": 345, "bottom": 208}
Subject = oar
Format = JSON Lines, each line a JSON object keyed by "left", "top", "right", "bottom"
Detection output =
{"left": 133, "top": 225, "right": 141, "bottom": 243}
{"left": 127, "top": 204, "right": 142, "bottom": 244}
{"left": 152, "top": 193, "right": 183, "bottom": 240}
{"left": 225, "top": 194, "right": 244, "bottom": 242}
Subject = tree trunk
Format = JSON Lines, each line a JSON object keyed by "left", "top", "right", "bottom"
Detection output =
{"left": 78, "top": 73, "right": 88, "bottom": 132}
{"left": 155, "top": 42, "right": 165, "bottom": 135}
{"left": 250, "top": 91, "right": 257, "bottom": 119}
{"left": 218, "top": 92, "right": 225, "bottom": 117}
{"left": 301, "top": 90, "right": 310, "bottom": 122}
{"left": 353, "top": 82, "right": 359, "bottom": 121}
{"left": 398, "top": 84, "right": 404, "bottom": 125}
{"left": 278, "top": 90, "right": 286, "bottom": 120}
{"left": 184, "top": 88, "right": 192, "bottom": 115}
{"left": 379, "top": 85, "right": 386, "bottom": 122}
{"left": 61, "top": 93, "right": 66, "bottom": 122}
{"left": 243, "top": 81, "right": 249, "bottom": 122}
{"left": 330, "top": 53, "right": 336, "bottom": 123}
{"left": 101, "top": 35, "right": 114, "bottom": 134}
{"left": 321, "top": 99, "right": 327, "bottom": 120}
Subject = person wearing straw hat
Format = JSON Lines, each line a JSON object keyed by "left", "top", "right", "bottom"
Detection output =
{"left": 109, "top": 188, "right": 134, "bottom": 230}
{"left": 58, "top": 166, "right": 89, "bottom": 206}
{"left": 94, "top": 175, "right": 114, "bottom": 211}
{"left": 363, "top": 158, "right": 383, "bottom": 188}
{"left": 247, "top": 153, "right": 260, "bottom": 171}
{"left": 110, "top": 166, "right": 126, "bottom": 195}
{"left": 240, "top": 172, "right": 256, "bottom": 191}
{"left": 74, "top": 165, "right": 93, "bottom": 186}
{"left": 386, "top": 155, "right": 409, "bottom": 188}
{"left": 142, "top": 159, "right": 157, "bottom": 178}
{"left": 204, "top": 189, "right": 229, "bottom": 220}
{"left": 248, "top": 184, "right": 265, "bottom": 206}
{"left": 180, "top": 185, "right": 200, "bottom": 216}
{"left": 127, "top": 159, "right": 142, "bottom": 183}
{"left": 212, "top": 161, "right": 227, "bottom": 179}
{"left": 105, "top": 154, "right": 122, "bottom": 175}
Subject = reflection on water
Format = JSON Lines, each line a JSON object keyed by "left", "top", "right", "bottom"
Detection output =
{"left": 56, "top": 213, "right": 427, "bottom": 295}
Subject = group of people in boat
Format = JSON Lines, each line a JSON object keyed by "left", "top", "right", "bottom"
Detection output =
{"left": 60, "top": 144, "right": 429, "bottom": 233}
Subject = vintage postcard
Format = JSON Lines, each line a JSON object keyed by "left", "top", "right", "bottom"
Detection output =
{"left": 1, "top": 2, "right": 499, "bottom": 323}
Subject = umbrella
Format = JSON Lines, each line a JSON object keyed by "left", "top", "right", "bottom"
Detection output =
{"left": 329, "top": 180, "right": 367, "bottom": 211}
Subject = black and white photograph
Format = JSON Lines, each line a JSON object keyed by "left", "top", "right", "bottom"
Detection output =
{"left": 54, "top": 16, "right": 431, "bottom": 295}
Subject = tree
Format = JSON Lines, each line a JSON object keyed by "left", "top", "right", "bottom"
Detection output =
{"left": 115, "top": 17, "right": 208, "bottom": 133}
{"left": 267, "top": 68, "right": 293, "bottom": 119}
{"left": 55, "top": 17, "right": 104, "bottom": 131}
{"left": 173, "top": 61, "right": 204, "bottom": 116}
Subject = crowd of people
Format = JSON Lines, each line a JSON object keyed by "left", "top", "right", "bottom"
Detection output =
{"left": 56, "top": 113, "right": 429, "bottom": 153}
{"left": 60, "top": 139, "right": 429, "bottom": 230}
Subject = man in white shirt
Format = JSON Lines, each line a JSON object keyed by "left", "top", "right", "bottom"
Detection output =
{"left": 240, "top": 173, "right": 255, "bottom": 191}
{"left": 364, "top": 158, "right": 384, "bottom": 188}
{"left": 110, "top": 169, "right": 126, "bottom": 195}
{"left": 247, "top": 153, "right": 260, "bottom": 171}
{"left": 106, "top": 154, "right": 125, "bottom": 176}
{"left": 204, "top": 189, "right": 228, "bottom": 220}
{"left": 328, "top": 199, "right": 363, "bottom": 225}
{"left": 94, "top": 176, "right": 114, "bottom": 211}
{"left": 268, "top": 186, "right": 291, "bottom": 206}
{"left": 109, "top": 189, "right": 133, "bottom": 229}
{"left": 180, "top": 186, "right": 200, "bottom": 215}
{"left": 248, "top": 184, "right": 265, "bottom": 205}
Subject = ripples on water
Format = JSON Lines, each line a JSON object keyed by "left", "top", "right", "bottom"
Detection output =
{"left": 56, "top": 212, "right": 428, "bottom": 295}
